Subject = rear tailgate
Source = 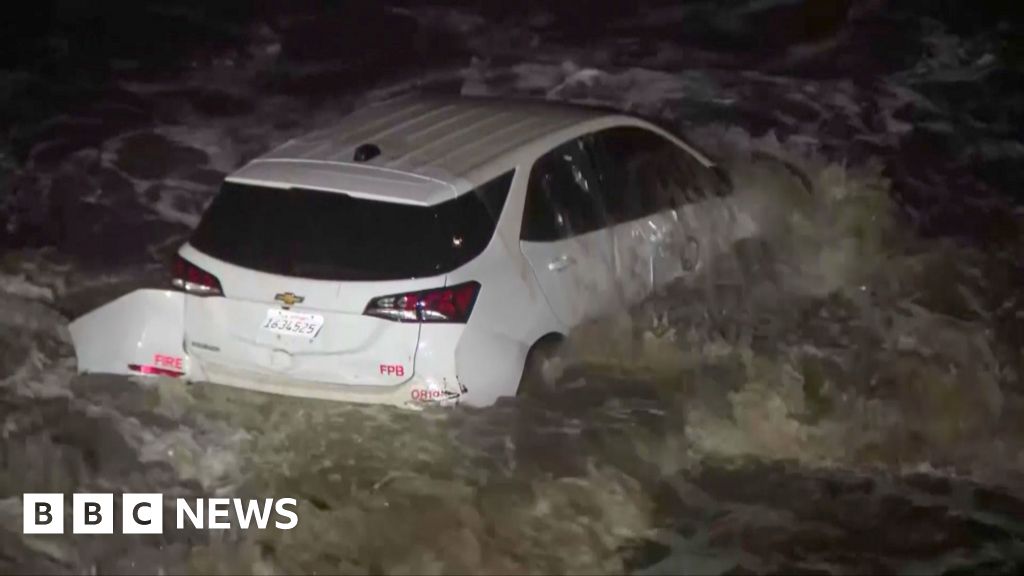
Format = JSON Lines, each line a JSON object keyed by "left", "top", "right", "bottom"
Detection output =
{"left": 181, "top": 245, "right": 438, "bottom": 387}
{"left": 178, "top": 162, "right": 461, "bottom": 389}
{"left": 177, "top": 164, "right": 511, "bottom": 390}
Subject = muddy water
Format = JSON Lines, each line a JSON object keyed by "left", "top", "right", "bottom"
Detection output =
{"left": 2, "top": 130, "right": 1022, "bottom": 574}
{"left": 3, "top": 2, "right": 1024, "bottom": 574}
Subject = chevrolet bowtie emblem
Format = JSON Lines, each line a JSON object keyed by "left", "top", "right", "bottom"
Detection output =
{"left": 274, "top": 292, "right": 305, "bottom": 307}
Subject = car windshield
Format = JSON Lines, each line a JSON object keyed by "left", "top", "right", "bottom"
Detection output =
{"left": 189, "top": 171, "right": 513, "bottom": 281}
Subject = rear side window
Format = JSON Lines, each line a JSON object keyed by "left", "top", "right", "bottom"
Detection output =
{"left": 190, "top": 171, "right": 513, "bottom": 281}
{"left": 521, "top": 138, "right": 606, "bottom": 241}
{"left": 590, "top": 127, "right": 709, "bottom": 223}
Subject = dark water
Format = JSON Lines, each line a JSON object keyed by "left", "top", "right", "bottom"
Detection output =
{"left": 1, "top": 1, "right": 1023, "bottom": 573}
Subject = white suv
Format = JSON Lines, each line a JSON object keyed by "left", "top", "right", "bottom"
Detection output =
{"left": 70, "top": 95, "right": 738, "bottom": 408}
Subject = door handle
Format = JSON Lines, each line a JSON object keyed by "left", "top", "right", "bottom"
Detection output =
{"left": 547, "top": 254, "right": 575, "bottom": 271}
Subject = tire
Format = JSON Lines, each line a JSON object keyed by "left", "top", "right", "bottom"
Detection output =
{"left": 516, "top": 336, "right": 565, "bottom": 398}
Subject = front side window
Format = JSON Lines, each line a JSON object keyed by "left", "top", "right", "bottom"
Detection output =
{"left": 589, "top": 127, "right": 711, "bottom": 223}
{"left": 190, "top": 171, "right": 514, "bottom": 280}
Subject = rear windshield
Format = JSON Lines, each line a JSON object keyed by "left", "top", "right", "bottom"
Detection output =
{"left": 190, "top": 171, "right": 513, "bottom": 281}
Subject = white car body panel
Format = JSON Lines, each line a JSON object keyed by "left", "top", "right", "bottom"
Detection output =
{"left": 613, "top": 218, "right": 654, "bottom": 302}
{"left": 69, "top": 289, "right": 190, "bottom": 378}
{"left": 521, "top": 227, "right": 618, "bottom": 327}
{"left": 69, "top": 96, "right": 732, "bottom": 408}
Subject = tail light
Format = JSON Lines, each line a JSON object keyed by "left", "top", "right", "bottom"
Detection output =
{"left": 128, "top": 363, "right": 185, "bottom": 378}
{"left": 364, "top": 281, "right": 480, "bottom": 323}
{"left": 171, "top": 255, "right": 223, "bottom": 297}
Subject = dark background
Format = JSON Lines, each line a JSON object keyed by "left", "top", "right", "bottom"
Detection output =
{"left": 3, "top": 0, "right": 1022, "bottom": 132}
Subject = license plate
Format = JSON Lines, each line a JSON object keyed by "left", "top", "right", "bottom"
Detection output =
{"left": 261, "top": 309, "right": 324, "bottom": 338}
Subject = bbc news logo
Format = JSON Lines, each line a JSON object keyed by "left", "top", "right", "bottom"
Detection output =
{"left": 23, "top": 494, "right": 298, "bottom": 534}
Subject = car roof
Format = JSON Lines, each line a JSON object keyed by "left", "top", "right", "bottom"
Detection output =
{"left": 226, "top": 94, "right": 629, "bottom": 205}
{"left": 225, "top": 94, "right": 719, "bottom": 206}
{"left": 266, "top": 94, "right": 614, "bottom": 174}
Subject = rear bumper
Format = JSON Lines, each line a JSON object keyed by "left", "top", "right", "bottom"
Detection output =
{"left": 69, "top": 289, "right": 483, "bottom": 405}
{"left": 186, "top": 320, "right": 467, "bottom": 408}
{"left": 190, "top": 358, "right": 461, "bottom": 409}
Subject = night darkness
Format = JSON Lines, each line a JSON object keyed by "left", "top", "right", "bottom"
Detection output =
{"left": 2, "top": 1, "right": 1024, "bottom": 574}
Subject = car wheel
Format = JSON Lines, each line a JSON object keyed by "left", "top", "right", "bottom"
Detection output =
{"left": 516, "top": 337, "right": 565, "bottom": 398}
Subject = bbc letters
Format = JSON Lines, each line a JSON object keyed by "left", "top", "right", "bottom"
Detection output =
{"left": 24, "top": 493, "right": 298, "bottom": 534}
